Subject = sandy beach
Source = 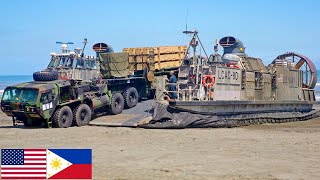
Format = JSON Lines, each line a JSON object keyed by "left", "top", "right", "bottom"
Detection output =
{"left": 1, "top": 107, "right": 320, "bottom": 180}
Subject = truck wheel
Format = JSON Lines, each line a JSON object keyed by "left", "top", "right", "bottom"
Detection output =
{"left": 33, "top": 70, "right": 58, "bottom": 81}
{"left": 73, "top": 104, "right": 92, "bottom": 126}
{"left": 123, "top": 87, "right": 139, "bottom": 108}
{"left": 23, "top": 119, "right": 42, "bottom": 127}
{"left": 52, "top": 106, "right": 73, "bottom": 128}
{"left": 23, "top": 119, "right": 33, "bottom": 127}
{"left": 108, "top": 93, "right": 124, "bottom": 115}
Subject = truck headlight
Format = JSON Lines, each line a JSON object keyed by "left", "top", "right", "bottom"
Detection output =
{"left": 26, "top": 107, "right": 36, "bottom": 112}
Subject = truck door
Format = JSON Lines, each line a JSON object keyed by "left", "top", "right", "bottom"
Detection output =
{"left": 40, "top": 90, "right": 55, "bottom": 118}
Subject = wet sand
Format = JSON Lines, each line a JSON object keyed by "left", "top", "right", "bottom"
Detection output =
{"left": 1, "top": 111, "right": 320, "bottom": 179}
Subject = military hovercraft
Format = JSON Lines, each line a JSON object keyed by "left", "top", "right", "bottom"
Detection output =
{"left": 140, "top": 31, "right": 319, "bottom": 128}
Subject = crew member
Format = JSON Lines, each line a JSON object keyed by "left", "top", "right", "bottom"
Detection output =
{"left": 168, "top": 70, "right": 177, "bottom": 99}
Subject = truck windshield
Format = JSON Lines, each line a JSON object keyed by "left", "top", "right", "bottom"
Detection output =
{"left": 57, "top": 57, "right": 69, "bottom": 67}
{"left": 2, "top": 88, "right": 38, "bottom": 103}
{"left": 47, "top": 56, "right": 73, "bottom": 68}
{"left": 47, "top": 58, "right": 56, "bottom": 68}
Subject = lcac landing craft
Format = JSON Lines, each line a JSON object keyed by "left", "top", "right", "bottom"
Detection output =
{"left": 141, "top": 31, "right": 319, "bottom": 128}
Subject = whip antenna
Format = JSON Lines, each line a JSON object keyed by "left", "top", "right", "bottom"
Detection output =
{"left": 185, "top": 9, "right": 188, "bottom": 32}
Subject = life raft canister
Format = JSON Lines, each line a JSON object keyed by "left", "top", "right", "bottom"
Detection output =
{"left": 202, "top": 75, "right": 215, "bottom": 88}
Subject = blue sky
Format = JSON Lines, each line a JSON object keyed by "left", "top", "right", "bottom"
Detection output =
{"left": 0, "top": 0, "right": 319, "bottom": 75}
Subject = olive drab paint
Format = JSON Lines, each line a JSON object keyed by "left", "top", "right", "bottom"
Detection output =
{"left": 1, "top": 80, "right": 111, "bottom": 128}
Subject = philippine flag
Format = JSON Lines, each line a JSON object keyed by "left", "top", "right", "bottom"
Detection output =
{"left": 46, "top": 149, "right": 92, "bottom": 179}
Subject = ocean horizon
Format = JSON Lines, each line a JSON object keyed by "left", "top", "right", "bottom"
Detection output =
{"left": 0, "top": 75, "right": 33, "bottom": 95}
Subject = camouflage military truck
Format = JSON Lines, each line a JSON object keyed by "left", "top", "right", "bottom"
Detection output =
{"left": 0, "top": 40, "right": 186, "bottom": 128}
{"left": 1, "top": 42, "right": 148, "bottom": 128}
{"left": 0, "top": 47, "right": 149, "bottom": 128}
{"left": 0, "top": 77, "right": 147, "bottom": 128}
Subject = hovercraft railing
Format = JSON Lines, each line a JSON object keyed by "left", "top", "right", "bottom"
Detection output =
{"left": 162, "top": 82, "right": 215, "bottom": 101}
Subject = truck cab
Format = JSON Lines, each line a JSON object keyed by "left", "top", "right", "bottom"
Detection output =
{"left": 47, "top": 52, "right": 99, "bottom": 81}
{"left": 0, "top": 79, "right": 111, "bottom": 128}
{"left": 1, "top": 80, "right": 70, "bottom": 127}
{"left": 33, "top": 39, "right": 100, "bottom": 82}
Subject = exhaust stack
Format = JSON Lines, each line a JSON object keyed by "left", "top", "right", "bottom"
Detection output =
{"left": 92, "top": 43, "right": 114, "bottom": 57}
{"left": 219, "top": 36, "right": 245, "bottom": 55}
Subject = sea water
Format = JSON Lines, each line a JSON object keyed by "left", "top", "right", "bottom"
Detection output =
{"left": 0, "top": 75, "right": 33, "bottom": 96}
{"left": 0, "top": 72, "right": 319, "bottom": 100}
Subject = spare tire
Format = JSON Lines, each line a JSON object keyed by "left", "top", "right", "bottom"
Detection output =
{"left": 33, "top": 70, "right": 58, "bottom": 81}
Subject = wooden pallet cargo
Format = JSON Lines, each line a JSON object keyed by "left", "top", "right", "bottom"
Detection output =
{"left": 123, "top": 46, "right": 187, "bottom": 71}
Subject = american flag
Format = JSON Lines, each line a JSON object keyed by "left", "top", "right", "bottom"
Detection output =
{"left": 1, "top": 149, "right": 47, "bottom": 179}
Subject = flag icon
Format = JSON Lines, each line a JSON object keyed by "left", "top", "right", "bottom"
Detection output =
{"left": 1, "top": 149, "right": 92, "bottom": 179}
{"left": 47, "top": 149, "right": 92, "bottom": 179}
{"left": 1, "top": 149, "right": 47, "bottom": 179}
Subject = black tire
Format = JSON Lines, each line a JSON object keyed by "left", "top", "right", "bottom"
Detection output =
{"left": 107, "top": 93, "right": 124, "bottom": 115}
{"left": 73, "top": 104, "right": 92, "bottom": 126}
{"left": 52, "top": 106, "right": 73, "bottom": 128}
{"left": 23, "top": 119, "right": 42, "bottom": 127}
{"left": 123, "top": 87, "right": 139, "bottom": 108}
{"left": 33, "top": 70, "right": 58, "bottom": 81}
{"left": 23, "top": 119, "right": 32, "bottom": 127}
